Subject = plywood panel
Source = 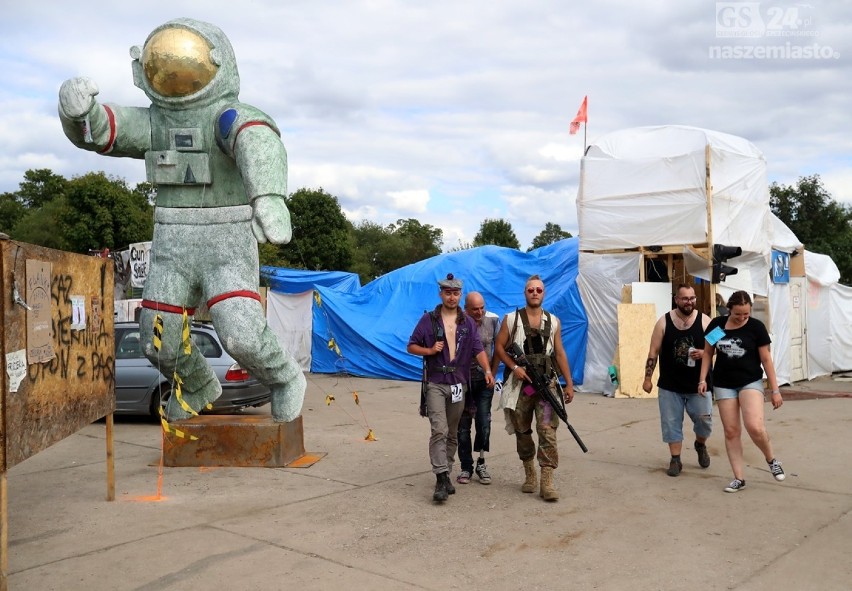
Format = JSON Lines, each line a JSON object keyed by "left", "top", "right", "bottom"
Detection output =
{"left": 1, "top": 241, "right": 115, "bottom": 470}
{"left": 615, "top": 303, "right": 658, "bottom": 399}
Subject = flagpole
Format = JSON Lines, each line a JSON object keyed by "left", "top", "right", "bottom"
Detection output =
{"left": 583, "top": 123, "right": 587, "bottom": 154}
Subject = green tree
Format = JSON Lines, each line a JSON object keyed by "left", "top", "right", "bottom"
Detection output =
{"left": 0, "top": 192, "right": 26, "bottom": 234}
{"left": 528, "top": 222, "right": 573, "bottom": 251}
{"left": 347, "top": 218, "right": 443, "bottom": 283}
{"left": 17, "top": 168, "right": 67, "bottom": 208}
{"left": 770, "top": 175, "right": 852, "bottom": 284}
{"left": 473, "top": 218, "right": 520, "bottom": 249}
{"left": 258, "top": 242, "right": 288, "bottom": 268}
{"left": 9, "top": 197, "right": 71, "bottom": 250}
{"left": 447, "top": 240, "right": 473, "bottom": 252}
{"left": 388, "top": 218, "right": 443, "bottom": 264}
{"left": 2, "top": 169, "right": 69, "bottom": 236}
{"left": 277, "top": 187, "right": 352, "bottom": 271}
{"left": 61, "top": 172, "right": 154, "bottom": 252}
{"left": 349, "top": 220, "right": 388, "bottom": 283}
{"left": 133, "top": 181, "right": 158, "bottom": 206}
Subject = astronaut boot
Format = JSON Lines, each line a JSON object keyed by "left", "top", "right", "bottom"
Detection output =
{"left": 540, "top": 467, "right": 559, "bottom": 502}
{"left": 270, "top": 369, "right": 307, "bottom": 423}
{"left": 164, "top": 369, "right": 222, "bottom": 421}
{"left": 521, "top": 459, "right": 538, "bottom": 493}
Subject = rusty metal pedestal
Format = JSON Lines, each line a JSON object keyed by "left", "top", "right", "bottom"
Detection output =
{"left": 163, "top": 414, "right": 323, "bottom": 467}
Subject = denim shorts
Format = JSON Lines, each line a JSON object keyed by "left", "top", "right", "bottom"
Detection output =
{"left": 658, "top": 387, "right": 713, "bottom": 443}
{"left": 713, "top": 380, "right": 764, "bottom": 401}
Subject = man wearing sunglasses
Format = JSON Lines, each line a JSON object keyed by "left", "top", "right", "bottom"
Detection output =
{"left": 494, "top": 275, "right": 574, "bottom": 501}
{"left": 642, "top": 284, "right": 713, "bottom": 477}
{"left": 408, "top": 273, "right": 495, "bottom": 503}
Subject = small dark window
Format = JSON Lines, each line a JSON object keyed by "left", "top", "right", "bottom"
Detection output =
{"left": 117, "top": 331, "right": 144, "bottom": 359}
{"left": 174, "top": 134, "right": 193, "bottom": 148}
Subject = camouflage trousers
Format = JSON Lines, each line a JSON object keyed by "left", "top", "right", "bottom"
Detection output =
{"left": 512, "top": 390, "right": 560, "bottom": 469}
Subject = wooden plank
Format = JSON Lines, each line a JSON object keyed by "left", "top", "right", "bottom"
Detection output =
{"left": 1, "top": 241, "right": 115, "bottom": 469}
{"left": 615, "top": 303, "right": 658, "bottom": 399}
{"left": 1, "top": 472, "right": 6, "bottom": 591}
{"left": 106, "top": 413, "right": 115, "bottom": 501}
{"left": 580, "top": 247, "right": 640, "bottom": 255}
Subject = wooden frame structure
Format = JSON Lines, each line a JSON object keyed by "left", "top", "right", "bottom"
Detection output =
{"left": 1, "top": 240, "right": 116, "bottom": 590}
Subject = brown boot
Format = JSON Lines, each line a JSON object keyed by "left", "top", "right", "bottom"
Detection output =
{"left": 521, "top": 459, "right": 537, "bottom": 493}
{"left": 540, "top": 467, "right": 559, "bottom": 501}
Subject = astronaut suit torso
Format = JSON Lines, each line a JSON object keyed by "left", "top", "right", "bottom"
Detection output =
{"left": 58, "top": 18, "right": 305, "bottom": 422}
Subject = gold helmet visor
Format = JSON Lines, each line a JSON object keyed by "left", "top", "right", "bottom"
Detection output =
{"left": 142, "top": 27, "right": 217, "bottom": 97}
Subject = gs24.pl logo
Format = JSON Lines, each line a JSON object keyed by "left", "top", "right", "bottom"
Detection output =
{"left": 716, "top": 2, "right": 817, "bottom": 38}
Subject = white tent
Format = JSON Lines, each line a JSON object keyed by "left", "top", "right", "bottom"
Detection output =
{"left": 578, "top": 125, "right": 772, "bottom": 295}
{"left": 802, "top": 250, "right": 852, "bottom": 377}
{"left": 576, "top": 125, "right": 850, "bottom": 391}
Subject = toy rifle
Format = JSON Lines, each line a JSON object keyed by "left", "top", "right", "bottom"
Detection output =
{"left": 506, "top": 342, "right": 588, "bottom": 453}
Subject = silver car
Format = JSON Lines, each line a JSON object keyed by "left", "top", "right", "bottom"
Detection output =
{"left": 114, "top": 321, "right": 271, "bottom": 417}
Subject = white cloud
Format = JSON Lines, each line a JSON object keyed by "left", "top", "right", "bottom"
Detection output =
{"left": 820, "top": 169, "right": 852, "bottom": 205}
{"left": 0, "top": 0, "right": 849, "bottom": 254}
{"left": 387, "top": 189, "right": 429, "bottom": 214}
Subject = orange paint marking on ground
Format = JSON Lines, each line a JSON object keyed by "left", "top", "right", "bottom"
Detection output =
{"left": 124, "top": 494, "right": 169, "bottom": 503}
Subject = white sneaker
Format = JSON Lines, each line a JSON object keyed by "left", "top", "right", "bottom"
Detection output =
{"left": 724, "top": 479, "right": 746, "bottom": 493}
{"left": 768, "top": 459, "right": 786, "bottom": 481}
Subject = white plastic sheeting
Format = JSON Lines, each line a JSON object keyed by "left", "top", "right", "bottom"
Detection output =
{"left": 804, "top": 250, "right": 852, "bottom": 377}
{"left": 578, "top": 126, "right": 771, "bottom": 255}
{"left": 829, "top": 283, "right": 852, "bottom": 372}
{"left": 768, "top": 281, "right": 792, "bottom": 384}
{"left": 266, "top": 290, "right": 313, "bottom": 371}
{"left": 576, "top": 252, "right": 640, "bottom": 394}
{"left": 575, "top": 126, "right": 851, "bottom": 388}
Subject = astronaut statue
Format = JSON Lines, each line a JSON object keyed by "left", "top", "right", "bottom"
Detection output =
{"left": 58, "top": 18, "right": 305, "bottom": 422}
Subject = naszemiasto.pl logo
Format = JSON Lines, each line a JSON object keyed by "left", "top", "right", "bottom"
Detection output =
{"left": 711, "top": 2, "right": 840, "bottom": 60}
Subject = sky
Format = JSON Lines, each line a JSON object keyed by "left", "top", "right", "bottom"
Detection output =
{"left": 1, "top": 1, "right": 850, "bottom": 251}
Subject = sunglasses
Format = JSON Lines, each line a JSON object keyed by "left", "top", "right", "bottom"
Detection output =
{"left": 526, "top": 287, "right": 544, "bottom": 294}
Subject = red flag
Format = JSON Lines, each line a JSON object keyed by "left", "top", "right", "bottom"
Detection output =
{"left": 569, "top": 96, "right": 587, "bottom": 135}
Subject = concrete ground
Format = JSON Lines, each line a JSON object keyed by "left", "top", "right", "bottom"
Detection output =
{"left": 6, "top": 373, "right": 852, "bottom": 591}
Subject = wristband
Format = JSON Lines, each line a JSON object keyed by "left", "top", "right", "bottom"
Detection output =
{"left": 771, "top": 389, "right": 780, "bottom": 394}
{"left": 698, "top": 380, "right": 706, "bottom": 385}
{"left": 511, "top": 365, "right": 518, "bottom": 372}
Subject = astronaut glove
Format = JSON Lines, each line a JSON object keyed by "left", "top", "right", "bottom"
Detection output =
{"left": 59, "top": 77, "right": 100, "bottom": 120}
{"left": 251, "top": 196, "right": 293, "bottom": 245}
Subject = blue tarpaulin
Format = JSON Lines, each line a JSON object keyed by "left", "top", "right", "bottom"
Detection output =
{"left": 262, "top": 238, "right": 587, "bottom": 384}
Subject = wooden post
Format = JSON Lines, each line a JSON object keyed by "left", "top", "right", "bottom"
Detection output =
{"left": 1, "top": 471, "right": 7, "bottom": 591}
{"left": 105, "top": 414, "right": 115, "bottom": 501}
{"left": 705, "top": 144, "right": 719, "bottom": 316}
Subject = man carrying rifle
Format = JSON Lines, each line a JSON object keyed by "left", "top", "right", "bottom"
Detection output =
{"left": 495, "top": 275, "right": 574, "bottom": 501}
{"left": 408, "top": 273, "right": 494, "bottom": 503}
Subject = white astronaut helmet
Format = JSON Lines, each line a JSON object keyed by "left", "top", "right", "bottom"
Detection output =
{"left": 130, "top": 18, "right": 240, "bottom": 108}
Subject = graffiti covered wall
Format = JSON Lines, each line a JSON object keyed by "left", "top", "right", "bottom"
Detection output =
{"left": 1, "top": 241, "right": 115, "bottom": 470}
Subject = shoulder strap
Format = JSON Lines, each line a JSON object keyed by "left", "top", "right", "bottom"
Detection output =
{"left": 509, "top": 308, "right": 520, "bottom": 343}
{"left": 428, "top": 310, "right": 443, "bottom": 341}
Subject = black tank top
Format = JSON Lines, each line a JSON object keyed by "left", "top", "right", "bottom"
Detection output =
{"left": 658, "top": 313, "right": 705, "bottom": 394}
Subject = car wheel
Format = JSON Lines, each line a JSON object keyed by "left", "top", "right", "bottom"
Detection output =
{"left": 150, "top": 384, "right": 173, "bottom": 419}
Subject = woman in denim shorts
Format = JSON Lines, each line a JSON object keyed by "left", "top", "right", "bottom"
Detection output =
{"left": 698, "top": 291, "right": 786, "bottom": 493}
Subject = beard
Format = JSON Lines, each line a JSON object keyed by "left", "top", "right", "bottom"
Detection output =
{"left": 676, "top": 303, "right": 694, "bottom": 316}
